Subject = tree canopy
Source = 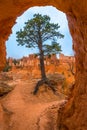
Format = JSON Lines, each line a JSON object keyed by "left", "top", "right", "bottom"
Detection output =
{"left": 16, "top": 13, "right": 64, "bottom": 55}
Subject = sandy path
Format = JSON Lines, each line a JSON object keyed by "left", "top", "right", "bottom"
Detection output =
{"left": 1, "top": 75, "right": 65, "bottom": 130}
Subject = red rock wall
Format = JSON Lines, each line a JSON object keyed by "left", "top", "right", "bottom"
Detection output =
{"left": 0, "top": 0, "right": 87, "bottom": 130}
{"left": 57, "top": 6, "right": 87, "bottom": 130}
{"left": 0, "top": 40, "right": 6, "bottom": 70}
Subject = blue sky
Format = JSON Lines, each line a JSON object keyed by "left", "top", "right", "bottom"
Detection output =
{"left": 6, "top": 6, "right": 73, "bottom": 59}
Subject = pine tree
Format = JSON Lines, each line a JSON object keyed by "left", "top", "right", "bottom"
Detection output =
{"left": 16, "top": 14, "right": 64, "bottom": 94}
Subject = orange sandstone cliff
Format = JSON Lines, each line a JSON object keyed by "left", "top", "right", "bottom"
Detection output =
{"left": 0, "top": 0, "right": 87, "bottom": 130}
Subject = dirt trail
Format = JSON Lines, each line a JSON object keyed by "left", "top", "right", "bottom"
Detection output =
{"left": 0, "top": 72, "right": 65, "bottom": 130}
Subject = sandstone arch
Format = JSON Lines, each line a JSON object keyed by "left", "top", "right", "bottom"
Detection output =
{"left": 0, "top": 0, "right": 87, "bottom": 130}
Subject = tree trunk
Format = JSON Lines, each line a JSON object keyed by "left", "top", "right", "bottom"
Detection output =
{"left": 33, "top": 41, "right": 56, "bottom": 95}
{"left": 38, "top": 29, "right": 47, "bottom": 80}
{"left": 39, "top": 48, "right": 46, "bottom": 80}
{"left": 33, "top": 33, "right": 57, "bottom": 94}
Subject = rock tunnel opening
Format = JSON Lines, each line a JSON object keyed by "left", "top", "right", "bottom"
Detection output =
{"left": 5, "top": 6, "right": 75, "bottom": 95}
{"left": 0, "top": 1, "right": 86, "bottom": 130}
{"left": 6, "top": 6, "right": 73, "bottom": 59}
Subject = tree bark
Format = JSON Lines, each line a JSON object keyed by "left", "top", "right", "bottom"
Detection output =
{"left": 39, "top": 48, "right": 46, "bottom": 79}
{"left": 38, "top": 28, "right": 47, "bottom": 80}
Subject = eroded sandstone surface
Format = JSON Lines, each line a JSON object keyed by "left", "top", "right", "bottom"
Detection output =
{"left": 0, "top": 70, "right": 65, "bottom": 130}
{"left": 0, "top": 0, "right": 87, "bottom": 130}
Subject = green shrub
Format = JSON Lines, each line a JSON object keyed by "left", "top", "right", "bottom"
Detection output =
{"left": 3, "top": 62, "right": 12, "bottom": 72}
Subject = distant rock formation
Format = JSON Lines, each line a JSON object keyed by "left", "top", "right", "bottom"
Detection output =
{"left": 0, "top": 1, "right": 87, "bottom": 130}
{"left": 7, "top": 53, "right": 75, "bottom": 70}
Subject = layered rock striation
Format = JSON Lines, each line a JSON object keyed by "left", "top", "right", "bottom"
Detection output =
{"left": 0, "top": 0, "right": 87, "bottom": 130}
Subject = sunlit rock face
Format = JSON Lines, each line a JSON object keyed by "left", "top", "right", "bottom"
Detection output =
{"left": 0, "top": 0, "right": 87, "bottom": 130}
{"left": 57, "top": 8, "right": 87, "bottom": 130}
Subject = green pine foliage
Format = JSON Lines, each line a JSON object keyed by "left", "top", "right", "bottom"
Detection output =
{"left": 16, "top": 13, "right": 64, "bottom": 56}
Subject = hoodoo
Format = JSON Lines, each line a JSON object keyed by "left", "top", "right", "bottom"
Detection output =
{"left": 0, "top": 0, "right": 87, "bottom": 129}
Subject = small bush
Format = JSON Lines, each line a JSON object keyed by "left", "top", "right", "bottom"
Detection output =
{"left": 3, "top": 62, "right": 12, "bottom": 72}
